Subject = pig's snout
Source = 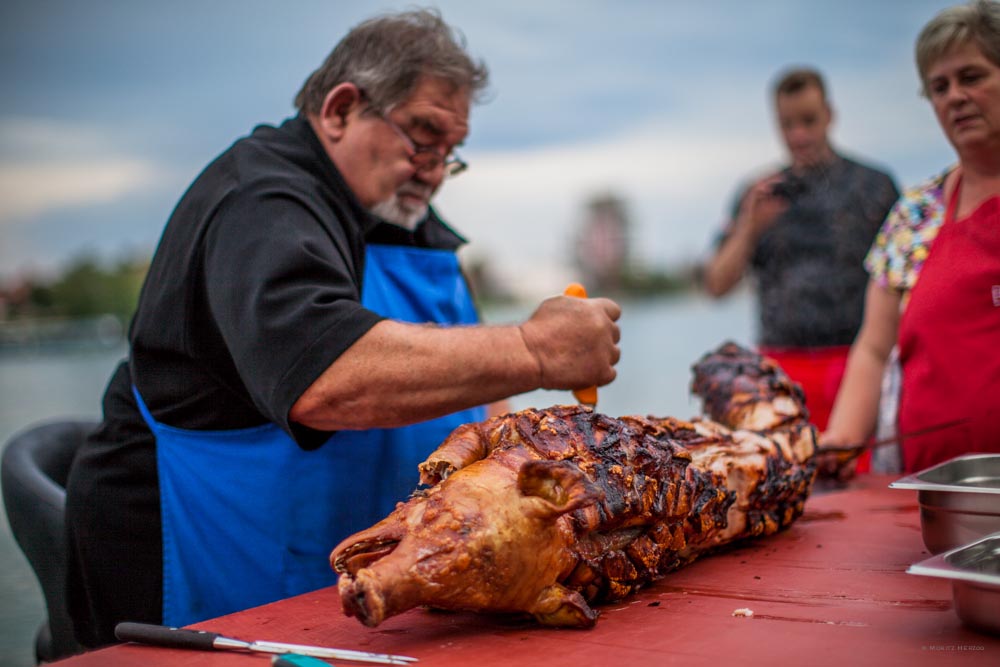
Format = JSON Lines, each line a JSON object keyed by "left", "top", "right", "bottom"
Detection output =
{"left": 338, "top": 569, "right": 388, "bottom": 627}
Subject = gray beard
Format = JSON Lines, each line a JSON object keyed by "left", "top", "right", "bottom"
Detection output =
{"left": 370, "top": 194, "right": 429, "bottom": 231}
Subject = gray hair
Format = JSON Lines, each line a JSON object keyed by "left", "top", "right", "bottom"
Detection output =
{"left": 916, "top": 0, "right": 1000, "bottom": 91}
{"left": 294, "top": 8, "right": 490, "bottom": 116}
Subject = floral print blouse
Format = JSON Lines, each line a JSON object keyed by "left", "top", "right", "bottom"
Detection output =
{"left": 864, "top": 168, "right": 953, "bottom": 293}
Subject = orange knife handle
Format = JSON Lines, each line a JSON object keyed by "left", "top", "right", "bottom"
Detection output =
{"left": 573, "top": 386, "right": 599, "bottom": 406}
{"left": 563, "top": 283, "right": 598, "bottom": 407}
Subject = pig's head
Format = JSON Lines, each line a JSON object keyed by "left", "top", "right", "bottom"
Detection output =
{"left": 331, "top": 453, "right": 605, "bottom": 628}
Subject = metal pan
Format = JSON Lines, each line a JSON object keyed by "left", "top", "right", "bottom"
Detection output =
{"left": 908, "top": 531, "right": 1000, "bottom": 636}
{"left": 890, "top": 454, "right": 1000, "bottom": 554}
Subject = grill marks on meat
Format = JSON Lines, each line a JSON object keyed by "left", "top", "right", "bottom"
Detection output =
{"left": 691, "top": 342, "right": 811, "bottom": 434}
{"left": 332, "top": 342, "right": 817, "bottom": 628}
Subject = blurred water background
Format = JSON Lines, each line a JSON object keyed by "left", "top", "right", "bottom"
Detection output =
{"left": 0, "top": 290, "right": 753, "bottom": 666}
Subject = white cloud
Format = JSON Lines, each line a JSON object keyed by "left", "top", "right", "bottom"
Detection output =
{"left": 0, "top": 117, "right": 117, "bottom": 157}
{"left": 0, "top": 117, "right": 166, "bottom": 223}
{"left": 0, "top": 160, "right": 163, "bottom": 222}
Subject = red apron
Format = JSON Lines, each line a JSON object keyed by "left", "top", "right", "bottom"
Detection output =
{"left": 760, "top": 345, "right": 869, "bottom": 472}
{"left": 897, "top": 180, "right": 1000, "bottom": 473}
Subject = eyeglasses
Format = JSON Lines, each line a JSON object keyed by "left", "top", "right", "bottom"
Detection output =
{"left": 378, "top": 114, "right": 468, "bottom": 178}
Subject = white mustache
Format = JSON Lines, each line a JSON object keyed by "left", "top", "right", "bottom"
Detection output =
{"left": 397, "top": 184, "right": 434, "bottom": 201}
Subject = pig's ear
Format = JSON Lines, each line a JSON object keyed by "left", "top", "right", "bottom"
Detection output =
{"left": 529, "top": 583, "right": 599, "bottom": 627}
{"left": 518, "top": 460, "right": 603, "bottom": 518}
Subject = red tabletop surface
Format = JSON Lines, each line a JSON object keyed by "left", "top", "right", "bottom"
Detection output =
{"left": 54, "top": 475, "right": 999, "bottom": 666}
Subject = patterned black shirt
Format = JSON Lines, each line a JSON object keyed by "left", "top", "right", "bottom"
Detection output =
{"left": 723, "top": 153, "right": 899, "bottom": 347}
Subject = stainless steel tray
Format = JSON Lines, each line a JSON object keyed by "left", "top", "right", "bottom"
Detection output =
{"left": 908, "top": 532, "right": 1000, "bottom": 636}
{"left": 890, "top": 454, "right": 1000, "bottom": 554}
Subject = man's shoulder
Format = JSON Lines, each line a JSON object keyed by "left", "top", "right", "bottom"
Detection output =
{"left": 836, "top": 152, "right": 895, "bottom": 182}
{"left": 186, "top": 120, "right": 312, "bottom": 198}
{"left": 210, "top": 118, "right": 361, "bottom": 219}
{"left": 227, "top": 118, "right": 323, "bottom": 184}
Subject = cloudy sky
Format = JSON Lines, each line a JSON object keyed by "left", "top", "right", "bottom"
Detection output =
{"left": 1, "top": 0, "right": 958, "bottom": 297}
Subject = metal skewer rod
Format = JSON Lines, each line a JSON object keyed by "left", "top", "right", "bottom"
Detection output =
{"left": 821, "top": 417, "right": 969, "bottom": 463}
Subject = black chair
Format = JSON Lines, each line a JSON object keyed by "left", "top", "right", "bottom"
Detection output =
{"left": 2, "top": 419, "right": 95, "bottom": 664}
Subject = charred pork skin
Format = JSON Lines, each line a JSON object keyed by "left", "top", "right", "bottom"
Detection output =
{"left": 331, "top": 342, "right": 817, "bottom": 628}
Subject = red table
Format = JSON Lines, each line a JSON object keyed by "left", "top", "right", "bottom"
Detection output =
{"left": 54, "top": 475, "right": 999, "bottom": 666}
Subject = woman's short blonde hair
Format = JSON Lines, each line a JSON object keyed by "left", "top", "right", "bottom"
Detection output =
{"left": 916, "top": 0, "right": 1000, "bottom": 91}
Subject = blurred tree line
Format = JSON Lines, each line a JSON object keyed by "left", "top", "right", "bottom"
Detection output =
{"left": 573, "top": 192, "right": 699, "bottom": 298}
{"left": 4, "top": 188, "right": 698, "bottom": 328}
{"left": 1, "top": 254, "right": 148, "bottom": 324}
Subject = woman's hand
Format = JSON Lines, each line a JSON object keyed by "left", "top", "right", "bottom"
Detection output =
{"left": 815, "top": 432, "right": 861, "bottom": 481}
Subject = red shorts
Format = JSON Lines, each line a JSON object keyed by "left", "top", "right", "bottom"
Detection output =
{"left": 758, "top": 345, "right": 870, "bottom": 473}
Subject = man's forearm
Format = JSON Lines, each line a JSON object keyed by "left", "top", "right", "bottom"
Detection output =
{"left": 289, "top": 320, "right": 541, "bottom": 431}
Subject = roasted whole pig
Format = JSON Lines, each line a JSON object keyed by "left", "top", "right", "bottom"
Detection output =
{"left": 331, "top": 342, "right": 817, "bottom": 628}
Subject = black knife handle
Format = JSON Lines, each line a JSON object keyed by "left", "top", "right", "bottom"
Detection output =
{"left": 115, "top": 622, "right": 221, "bottom": 651}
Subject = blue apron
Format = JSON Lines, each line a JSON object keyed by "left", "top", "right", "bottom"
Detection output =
{"left": 134, "top": 243, "right": 486, "bottom": 627}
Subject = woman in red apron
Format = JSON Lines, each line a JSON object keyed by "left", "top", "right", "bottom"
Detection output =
{"left": 819, "top": 2, "right": 1000, "bottom": 475}
{"left": 897, "top": 175, "right": 1000, "bottom": 471}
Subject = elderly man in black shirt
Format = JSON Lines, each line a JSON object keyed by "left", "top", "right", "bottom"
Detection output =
{"left": 65, "top": 9, "right": 621, "bottom": 649}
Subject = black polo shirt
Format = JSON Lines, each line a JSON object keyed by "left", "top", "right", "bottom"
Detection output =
{"left": 720, "top": 153, "right": 899, "bottom": 348}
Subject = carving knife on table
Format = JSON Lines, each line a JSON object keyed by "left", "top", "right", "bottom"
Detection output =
{"left": 114, "top": 622, "right": 418, "bottom": 665}
{"left": 563, "top": 283, "right": 598, "bottom": 409}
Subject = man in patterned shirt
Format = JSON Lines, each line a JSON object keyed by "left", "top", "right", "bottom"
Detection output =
{"left": 702, "top": 67, "right": 900, "bottom": 465}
